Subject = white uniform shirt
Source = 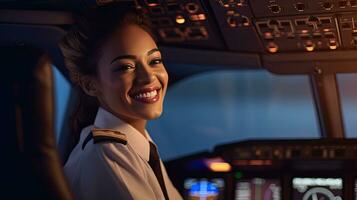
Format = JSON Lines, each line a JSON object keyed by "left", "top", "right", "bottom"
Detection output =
{"left": 64, "top": 107, "right": 183, "bottom": 200}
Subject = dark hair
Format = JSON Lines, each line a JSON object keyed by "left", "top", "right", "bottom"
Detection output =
{"left": 59, "top": 5, "right": 152, "bottom": 142}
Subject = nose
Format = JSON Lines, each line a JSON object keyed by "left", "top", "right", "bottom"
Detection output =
{"left": 135, "top": 62, "right": 155, "bottom": 84}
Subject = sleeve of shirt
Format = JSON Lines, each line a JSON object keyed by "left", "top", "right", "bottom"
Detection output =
{"left": 76, "top": 143, "right": 157, "bottom": 200}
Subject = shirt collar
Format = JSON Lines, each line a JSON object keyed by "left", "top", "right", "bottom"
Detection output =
{"left": 94, "top": 107, "right": 150, "bottom": 161}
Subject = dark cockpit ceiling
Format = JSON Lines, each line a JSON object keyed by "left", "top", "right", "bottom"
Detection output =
{"left": 1, "top": 0, "right": 357, "bottom": 138}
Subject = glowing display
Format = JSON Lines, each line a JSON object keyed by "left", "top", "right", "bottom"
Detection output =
{"left": 292, "top": 178, "right": 343, "bottom": 200}
{"left": 184, "top": 178, "right": 225, "bottom": 200}
{"left": 235, "top": 178, "right": 281, "bottom": 200}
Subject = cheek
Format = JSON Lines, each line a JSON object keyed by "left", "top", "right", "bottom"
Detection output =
{"left": 99, "top": 76, "right": 129, "bottom": 100}
{"left": 157, "top": 68, "right": 169, "bottom": 86}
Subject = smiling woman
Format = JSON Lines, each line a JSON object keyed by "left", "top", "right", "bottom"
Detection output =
{"left": 59, "top": 5, "right": 181, "bottom": 200}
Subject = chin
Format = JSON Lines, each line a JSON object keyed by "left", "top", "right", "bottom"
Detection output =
{"left": 141, "top": 110, "right": 163, "bottom": 120}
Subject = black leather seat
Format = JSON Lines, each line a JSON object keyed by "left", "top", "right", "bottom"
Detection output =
{"left": 0, "top": 46, "right": 74, "bottom": 200}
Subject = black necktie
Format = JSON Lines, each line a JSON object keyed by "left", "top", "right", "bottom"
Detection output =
{"left": 148, "top": 142, "right": 169, "bottom": 200}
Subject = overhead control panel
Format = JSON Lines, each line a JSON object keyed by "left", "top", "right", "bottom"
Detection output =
{"left": 249, "top": 0, "right": 357, "bottom": 17}
{"left": 136, "top": 0, "right": 225, "bottom": 49}
{"left": 248, "top": 0, "right": 357, "bottom": 53}
{"left": 133, "top": 0, "right": 357, "bottom": 54}
{"left": 255, "top": 15, "right": 340, "bottom": 53}
{"left": 208, "top": 0, "right": 263, "bottom": 52}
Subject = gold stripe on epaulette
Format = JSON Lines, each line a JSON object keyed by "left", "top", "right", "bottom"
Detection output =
{"left": 92, "top": 128, "right": 128, "bottom": 144}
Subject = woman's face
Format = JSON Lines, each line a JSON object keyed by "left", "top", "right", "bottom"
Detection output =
{"left": 93, "top": 24, "right": 168, "bottom": 123}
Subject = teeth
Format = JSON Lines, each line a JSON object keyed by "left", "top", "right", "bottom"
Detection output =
{"left": 134, "top": 90, "right": 158, "bottom": 99}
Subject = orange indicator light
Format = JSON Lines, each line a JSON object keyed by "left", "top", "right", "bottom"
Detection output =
{"left": 305, "top": 41, "right": 315, "bottom": 52}
{"left": 209, "top": 162, "right": 232, "bottom": 172}
{"left": 204, "top": 157, "right": 232, "bottom": 172}
{"left": 176, "top": 15, "right": 185, "bottom": 24}
{"left": 190, "top": 14, "right": 206, "bottom": 21}
{"left": 329, "top": 40, "right": 337, "bottom": 50}
{"left": 267, "top": 42, "right": 279, "bottom": 53}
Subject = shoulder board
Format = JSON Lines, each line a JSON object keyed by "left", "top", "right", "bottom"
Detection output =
{"left": 91, "top": 128, "right": 128, "bottom": 145}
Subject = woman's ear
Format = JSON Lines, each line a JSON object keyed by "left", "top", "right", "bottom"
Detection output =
{"left": 79, "top": 75, "right": 98, "bottom": 97}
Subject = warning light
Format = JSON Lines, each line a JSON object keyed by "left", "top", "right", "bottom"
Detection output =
{"left": 264, "top": 32, "right": 273, "bottom": 39}
{"left": 176, "top": 15, "right": 186, "bottom": 24}
{"left": 146, "top": 0, "right": 159, "bottom": 7}
{"left": 204, "top": 157, "right": 231, "bottom": 172}
{"left": 305, "top": 41, "right": 315, "bottom": 52}
{"left": 329, "top": 40, "right": 337, "bottom": 50}
{"left": 190, "top": 14, "right": 206, "bottom": 21}
{"left": 209, "top": 162, "right": 232, "bottom": 172}
{"left": 267, "top": 42, "right": 279, "bottom": 53}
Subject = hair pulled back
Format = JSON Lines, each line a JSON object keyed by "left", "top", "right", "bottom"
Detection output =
{"left": 59, "top": 5, "right": 151, "bottom": 142}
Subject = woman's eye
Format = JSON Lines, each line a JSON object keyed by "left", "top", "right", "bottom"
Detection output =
{"left": 113, "top": 64, "right": 135, "bottom": 72}
{"left": 150, "top": 58, "right": 163, "bottom": 65}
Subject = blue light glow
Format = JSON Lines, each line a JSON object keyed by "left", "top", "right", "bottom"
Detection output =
{"left": 189, "top": 180, "right": 219, "bottom": 198}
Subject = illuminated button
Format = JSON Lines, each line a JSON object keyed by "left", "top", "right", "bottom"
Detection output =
{"left": 198, "top": 14, "right": 206, "bottom": 20}
{"left": 264, "top": 32, "right": 273, "bottom": 40}
{"left": 329, "top": 39, "right": 337, "bottom": 50}
{"left": 305, "top": 41, "right": 315, "bottom": 52}
{"left": 242, "top": 16, "right": 250, "bottom": 26}
{"left": 301, "top": 29, "right": 309, "bottom": 34}
{"left": 227, "top": 17, "right": 238, "bottom": 28}
{"left": 209, "top": 162, "right": 231, "bottom": 172}
{"left": 146, "top": 0, "right": 160, "bottom": 7}
{"left": 175, "top": 15, "right": 185, "bottom": 24}
{"left": 267, "top": 42, "right": 279, "bottom": 53}
{"left": 190, "top": 14, "right": 206, "bottom": 21}
{"left": 237, "top": 0, "right": 245, "bottom": 7}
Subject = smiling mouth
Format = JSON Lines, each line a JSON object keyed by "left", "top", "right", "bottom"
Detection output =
{"left": 130, "top": 88, "right": 160, "bottom": 104}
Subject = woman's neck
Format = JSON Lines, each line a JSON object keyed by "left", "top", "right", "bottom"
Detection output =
{"left": 100, "top": 105, "right": 148, "bottom": 138}
{"left": 127, "top": 119, "right": 147, "bottom": 138}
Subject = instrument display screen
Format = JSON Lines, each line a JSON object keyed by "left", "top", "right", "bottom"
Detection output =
{"left": 184, "top": 178, "right": 225, "bottom": 200}
{"left": 235, "top": 178, "right": 281, "bottom": 200}
{"left": 292, "top": 177, "right": 343, "bottom": 200}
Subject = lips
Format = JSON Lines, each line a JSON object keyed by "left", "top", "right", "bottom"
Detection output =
{"left": 129, "top": 87, "right": 161, "bottom": 104}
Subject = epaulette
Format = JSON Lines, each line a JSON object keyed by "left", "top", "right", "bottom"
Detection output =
{"left": 82, "top": 128, "right": 128, "bottom": 150}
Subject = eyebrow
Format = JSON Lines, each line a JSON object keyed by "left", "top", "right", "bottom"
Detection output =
{"left": 110, "top": 48, "right": 160, "bottom": 64}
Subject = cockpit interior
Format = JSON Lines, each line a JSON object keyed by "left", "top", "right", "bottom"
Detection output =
{"left": 2, "top": 0, "right": 357, "bottom": 199}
